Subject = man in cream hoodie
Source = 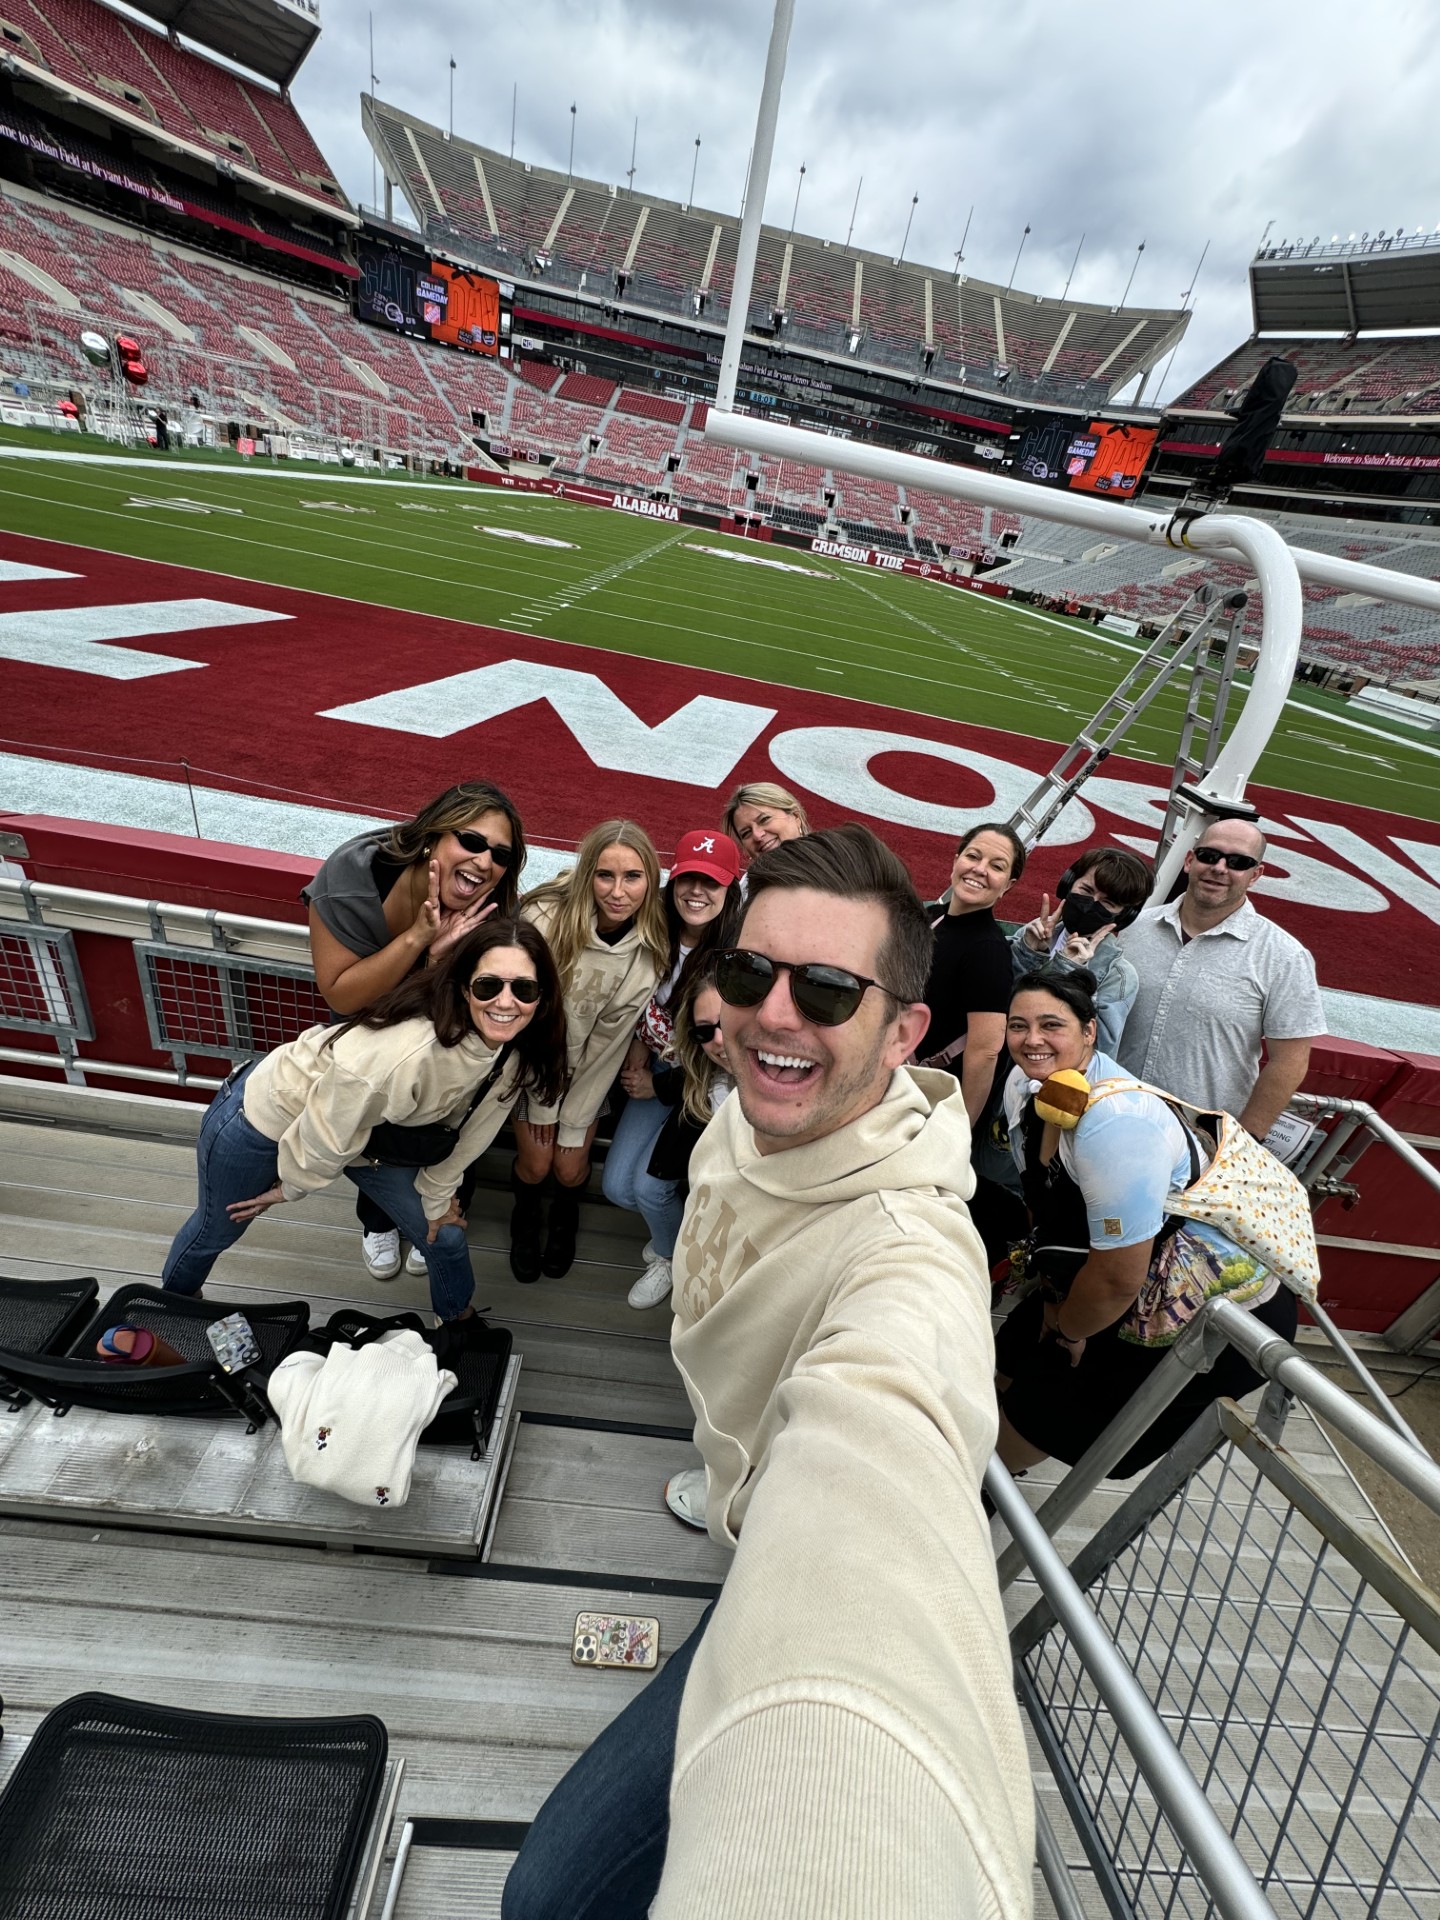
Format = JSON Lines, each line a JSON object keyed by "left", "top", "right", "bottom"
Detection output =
{"left": 502, "top": 826, "right": 1033, "bottom": 1920}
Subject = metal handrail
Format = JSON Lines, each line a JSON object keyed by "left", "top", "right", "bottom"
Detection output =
{"left": 987, "top": 1462, "right": 1279, "bottom": 1920}
{"left": 995, "top": 1292, "right": 1440, "bottom": 1592}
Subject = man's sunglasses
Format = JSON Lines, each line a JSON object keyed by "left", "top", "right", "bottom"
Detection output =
{"left": 467, "top": 974, "right": 541, "bottom": 1004}
{"left": 1193, "top": 846, "right": 1260, "bottom": 873}
{"left": 714, "top": 949, "right": 901, "bottom": 1028}
{"left": 690, "top": 1019, "right": 721, "bottom": 1045}
{"left": 453, "top": 829, "right": 515, "bottom": 869}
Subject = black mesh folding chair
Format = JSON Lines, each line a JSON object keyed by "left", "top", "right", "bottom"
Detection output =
{"left": 0, "top": 1286, "right": 309, "bottom": 1429}
{"left": 323, "top": 1307, "right": 514, "bottom": 1459}
{"left": 0, "top": 1691, "right": 387, "bottom": 1920}
{"left": 0, "top": 1277, "right": 100, "bottom": 1405}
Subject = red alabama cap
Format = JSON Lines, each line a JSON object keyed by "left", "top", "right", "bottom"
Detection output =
{"left": 671, "top": 829, "right": 741, "bottom": 887}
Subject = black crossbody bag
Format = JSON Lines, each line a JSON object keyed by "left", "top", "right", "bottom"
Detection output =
{"left": 364, "top": 1048, "right": 513, "bottom": 1168}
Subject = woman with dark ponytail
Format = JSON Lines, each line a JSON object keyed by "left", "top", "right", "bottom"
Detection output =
{"left": 162, "top": 920, "right": 566, "bottom": 1325}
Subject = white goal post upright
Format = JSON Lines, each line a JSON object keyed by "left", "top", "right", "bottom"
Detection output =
{"left": 705, "top": 1, "right": 1440, "bottom": 892}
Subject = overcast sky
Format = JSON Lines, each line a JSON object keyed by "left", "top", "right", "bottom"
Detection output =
{"left": 292, "top": 0, "right": 1440, "bottom": 404}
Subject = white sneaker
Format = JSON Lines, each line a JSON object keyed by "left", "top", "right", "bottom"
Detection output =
{"left": 405, "top": 1243, "right": 428, "bottom": 1276}
{"left": 361, "top": 1230, "right": 401, "bottom": 1280}
{"left": 641, "top": 1239, "right": 657, "bottom": 1263}
{"left": 627, "top": 1257, "right": 673, "bottom": 1310}
{"left": 664, "top": 1467, "right": 708, "bottom": 1530}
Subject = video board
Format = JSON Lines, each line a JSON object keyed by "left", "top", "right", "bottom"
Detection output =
{"left": 357, "top": 238, "right": 511, "bottom": 359}
{"left": 1010, "top": 413, "right": 1157, "bottom": 497}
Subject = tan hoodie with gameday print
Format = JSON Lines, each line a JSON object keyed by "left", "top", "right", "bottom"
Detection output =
{"left": 521, "top": 897, "right": 659, "bottom": 1148}
{"left": 656, "top": 1065, "right": 1033, "bottom": 1920}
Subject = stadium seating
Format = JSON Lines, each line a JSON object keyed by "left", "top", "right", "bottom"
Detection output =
{"left": 1176, "top": 335, "right": 1440, "bottom": 416}
{"left": 6, "top": 0, "right": 345, "bottom": 211}
{"left": 364, "top": 97, "right": 1179, "bottom": 407}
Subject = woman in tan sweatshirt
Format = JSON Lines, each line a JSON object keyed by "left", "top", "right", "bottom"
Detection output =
{"left": 161, "top": 920, "right": 566, "bottom": 1323}
{"left": 514, "top": 819, "right": 667, "bottom": 1282}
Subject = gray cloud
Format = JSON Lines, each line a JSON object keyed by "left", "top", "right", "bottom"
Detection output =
{"left": 292, "top": 0, "right": 1440, "bottom": 401}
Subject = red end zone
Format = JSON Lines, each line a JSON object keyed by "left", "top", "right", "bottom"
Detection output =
{"left": 2, "top": 531, "right": 1438, "bottom": 1009}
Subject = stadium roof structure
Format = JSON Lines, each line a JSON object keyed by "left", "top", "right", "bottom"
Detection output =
{"left": 363, "top": 94, "right": 1189, "bottom": 406}
{"left": 111, "top": 0, "right": 320, "bottom": 90}
{"left": 1252, "top": 234, "right": 1440, "bottom": 335}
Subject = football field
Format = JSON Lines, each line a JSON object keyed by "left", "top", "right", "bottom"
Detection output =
{"left": 1, "top": 440, "right": 1436, "bottom": 826}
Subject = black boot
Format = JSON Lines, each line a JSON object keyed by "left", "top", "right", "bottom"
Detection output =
{"left": 509, "top": 1165, "right": 545, "bottom": 1283}
{"left": 542, "top": 1179, "right": 582, "bottom": 1279}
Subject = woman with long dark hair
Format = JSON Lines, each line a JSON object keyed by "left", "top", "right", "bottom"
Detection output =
{"left": 162, "top": 920, "right": 566, "bottom": 1325}
{"left": 604, "top": 830, "right": 742, "bottom": 1308}
{"left": 305, "top": 780, "right": 527, "bottom": 1281}
{"left": 515, "top": 821, "right": 669, "bottom": 1282}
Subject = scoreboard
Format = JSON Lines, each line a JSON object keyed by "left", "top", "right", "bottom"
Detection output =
{"left": 357, "top": 239, "right": 512, "bottom": 360}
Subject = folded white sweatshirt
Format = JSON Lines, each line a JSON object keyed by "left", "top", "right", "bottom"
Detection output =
{"left": 268, "top": 1330, "right": 456, "bottom": 1508}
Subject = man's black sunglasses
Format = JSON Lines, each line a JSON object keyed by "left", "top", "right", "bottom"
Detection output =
{"left": 454, "top": 829, "right": 515, "bottom": 869}
{"left": 714, "top": 948, "right": 903, "bottom": 1028}
{"left": 467, "top": 974, "right": 541, "bottom": 1004}
{"left": 1193, "top": 846, "right": 1260, "bottom": 873}
{"left": 690, "top": 1019, "right": 721, "bottom": 1045}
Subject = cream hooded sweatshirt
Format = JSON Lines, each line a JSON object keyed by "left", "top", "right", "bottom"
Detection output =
{"left": 242, "top": 1017, "right": 518, "bottom": 1220}
{"left": 522, "top": 896, "right": 659, "bottom": 1148}
{"left": 656, "top": 1066, "right": 1034, "bottom": 1920}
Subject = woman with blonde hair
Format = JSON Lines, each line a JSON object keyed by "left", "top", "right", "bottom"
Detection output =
{"left": 720, "top": 781, "right": 810, "bottom": 862}
{"left": 516, "top": 821, "right": 667, "bottom": 1281}
{"left": 304, "top": 779, "right": 526, "bottom": 1281}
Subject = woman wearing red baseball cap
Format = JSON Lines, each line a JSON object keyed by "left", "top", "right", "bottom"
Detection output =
{"left": 603, "top": 828, "right": 743, "bottom": 1309}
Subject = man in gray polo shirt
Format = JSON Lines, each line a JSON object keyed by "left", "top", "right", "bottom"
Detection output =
{"left": 1117, "top": 819, "right": 1324, "bottom": 1135}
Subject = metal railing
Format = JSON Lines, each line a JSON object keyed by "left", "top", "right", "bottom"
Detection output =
{"left": 0, "top": 876, "right": 317, "bottom": 1089}
{"left": 996, "top": 1294, "right": 1440, "bottom": 1920}
{"left": 1291, "top": 1090, "right": 1440, "bottom": 1356}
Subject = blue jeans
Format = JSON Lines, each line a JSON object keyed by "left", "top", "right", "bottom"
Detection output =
{"left": 601, "top": 1092, "right": 684, "bottom": 1260}
{"left": 162, "top": 1068, "right": 477, "bottom": 1320}
{"left": 502, "top": 1605, "right": 713, "bottom": 1919}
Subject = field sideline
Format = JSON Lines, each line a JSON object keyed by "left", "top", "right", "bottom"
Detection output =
{"left": 1, "top": 440, "right": 1436, "bottom": 824}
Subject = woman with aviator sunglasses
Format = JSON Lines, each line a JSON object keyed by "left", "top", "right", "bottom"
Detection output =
{"left": 304, "top": 782, "right": 526, "bottom": 1282}
{"left": 162, "top": 921, "right": 565, "bottom": 1326}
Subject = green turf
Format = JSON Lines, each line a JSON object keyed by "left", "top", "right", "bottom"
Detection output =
{"left": 1, "top": 441, "right": 1436, "bottom": 823}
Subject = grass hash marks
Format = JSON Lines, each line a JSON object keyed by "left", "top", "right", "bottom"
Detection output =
{"left": 0, "top": 445, "right": 1435, "bottom": 823}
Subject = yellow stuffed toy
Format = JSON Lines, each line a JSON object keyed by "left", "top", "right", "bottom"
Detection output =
{"left": 1034, "top": 1068, "right": 1091, "bottom": 1129}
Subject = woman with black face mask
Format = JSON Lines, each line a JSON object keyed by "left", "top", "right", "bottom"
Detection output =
{"left": 1010, "top": 846, "right": 1153, "bottom": 1056}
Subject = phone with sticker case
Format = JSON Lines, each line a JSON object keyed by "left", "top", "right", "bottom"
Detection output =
{"left": 571, "top": 1611, "right": 660, "bottom": 1670}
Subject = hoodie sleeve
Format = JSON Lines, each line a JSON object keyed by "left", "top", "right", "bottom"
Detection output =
{"left": 554, "top": 950, "right": 659, "bottom": 1148}
{"left": 656, "top": 1202, "right": 1034, "bottom": 1920}
{"left": 275, "top": 1055, "right": 396, "bottom": 1201}
{"left": 414, "top": 1054, "right": 520, "bottom": 1220}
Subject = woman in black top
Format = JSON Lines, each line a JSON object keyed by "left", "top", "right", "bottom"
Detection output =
{"left": 303, "top": 780, "right": 527, "bottom": 1278}
{"left": 921, "top": 819, "right": 1026, "bottom": 1264}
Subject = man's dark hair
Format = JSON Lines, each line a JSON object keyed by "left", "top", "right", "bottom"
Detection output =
{"left": 1071, "top": 845, "right": 1153, "bottom": 911}
{"left": 742, "top": 823, "right": 934, "bottom": 1005}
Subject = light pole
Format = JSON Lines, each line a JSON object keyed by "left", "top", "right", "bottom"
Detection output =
{"left": 1061, "top": 231, "right": 1085, "bottom": 301}
{"left": 510, "top": 83, "right": 516, "bottom": 160}
{"left": 448, "top": 58, "right": 455, "bottom": 139}
{"left": 897, "top": 192, "right": 918, "bottom": 264}
{"left": 790, "top": 162, "right": 806, "bottom": 234}
{"left": 844, "top": 174, "right": 863, "bottom": 252}
{"left": 568, "top": 103, "right": 576, "bottom": 179}
{"left": 688, "top": 136, "right": 701, "bottom": 209}
{"left": 953, "top": 204, "right": 973, "bottom": 276}
{"left": 1007, "top": 223, "right": 1031, "bottom": 291}
{"left": 1119, "top": 239, "right": 1146, "bottom": 308}
{"left": 627, "top": 116, "right": 637, "bottom": 193}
